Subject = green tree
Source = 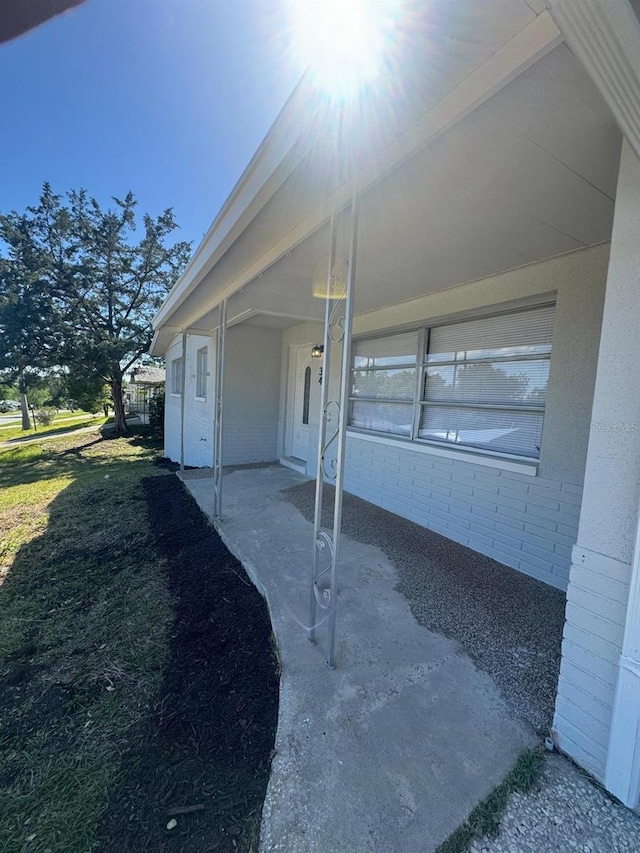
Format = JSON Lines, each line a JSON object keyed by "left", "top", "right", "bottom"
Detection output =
{"left": 62, "top": 372, "right": 111, "bottom": 414}
{"left": 0, "top": 243, "right": 62, "bottom": 429}
{"left": 0, "top": 184, "right": 190, "bottom": 436}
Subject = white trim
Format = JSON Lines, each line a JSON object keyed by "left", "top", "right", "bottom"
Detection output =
{"left": 548, "top": 0, "right": 640, "bottom": 161}
{"left": 279, "top": 456, "right": 307, "bottom": 475}
{"left": 347, "top": 429, "right": 538, "bottom": 475}
{"left": 285, "top": 343, "right": 314, "bottom": 462}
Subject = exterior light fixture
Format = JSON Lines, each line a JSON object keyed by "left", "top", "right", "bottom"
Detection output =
{"left": 311, "top": 344, "right": 325, "bottom": 384}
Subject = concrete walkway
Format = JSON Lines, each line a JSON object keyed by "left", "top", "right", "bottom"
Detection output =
{"left": 183, "top": 465, "right": 535, "bottom": 853}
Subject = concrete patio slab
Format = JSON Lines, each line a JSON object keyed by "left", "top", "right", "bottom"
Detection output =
{"left": 182, "top": 465, "right": 536, "bottom": 853}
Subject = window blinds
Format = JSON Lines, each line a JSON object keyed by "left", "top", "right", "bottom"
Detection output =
{"left": 427, "top": 304, "right": 555, "bottom": 363}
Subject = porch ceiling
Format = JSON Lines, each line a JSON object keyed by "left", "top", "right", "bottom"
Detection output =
{"left": 351, "top": 44, "right": 619, "bottom": 316}
{"left": 159, "top": 39, "right": 621, "bottom": 345}
{"left": 226, "top": 43, "right": 620, "bottom": 329}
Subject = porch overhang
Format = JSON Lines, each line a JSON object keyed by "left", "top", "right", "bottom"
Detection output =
{"left": 153, "top": 3, "right": 599, "bottom": 354}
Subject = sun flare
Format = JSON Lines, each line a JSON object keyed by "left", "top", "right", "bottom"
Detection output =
{"left": 287, "top": 0, "right": 399, "bottom": 99}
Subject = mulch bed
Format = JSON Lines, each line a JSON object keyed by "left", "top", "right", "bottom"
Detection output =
{"left": 97, "top": 475, "right": 279, "bottom": 852}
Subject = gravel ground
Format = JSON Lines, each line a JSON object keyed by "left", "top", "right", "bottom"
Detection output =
{"left": 470, "top": 752, "right": 640, "bottom": 853}
{"left": 284, "top": 481, "right": 565, "bottom": 733}
{"left": 283, "top": 481, "right": 640, "bottom": 849}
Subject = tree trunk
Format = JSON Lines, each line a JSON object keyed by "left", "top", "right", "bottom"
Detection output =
{"left": 111, "top": 380, "right": 128, "bottom": 437}
{"left": 20, "top": 391, "right": 30, "bottom": 431}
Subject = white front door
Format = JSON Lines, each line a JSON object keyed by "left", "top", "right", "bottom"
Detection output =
{"left": 290, "top": 347, "right": 314, "bottom": 461}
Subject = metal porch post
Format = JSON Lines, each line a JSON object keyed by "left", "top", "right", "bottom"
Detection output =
{"left": 213, "top": 299, "right": 227, "bottom": 519}
{"left": 309, "top": 199, "right": 359, "bottom": 668}
{"left": 179, "top": 331, "right": 187, "bottom": 473}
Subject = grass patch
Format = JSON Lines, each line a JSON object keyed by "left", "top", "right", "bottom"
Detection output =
{"left": 0, "top": 412, "right": 106, "bottom": 443}
{"left": 0, "top": 427, "right": 171, "bottom": 852}
{"left": 436, "top": 747, "right": 545, "bottom": 853}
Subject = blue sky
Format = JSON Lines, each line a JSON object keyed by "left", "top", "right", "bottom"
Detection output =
{"left": 0, "top": 0, "right": 303, "bottom": 249}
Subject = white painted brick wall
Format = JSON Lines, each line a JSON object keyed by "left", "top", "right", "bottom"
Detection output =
{"left": 163, "top": 326, "right": 281, "bottom": 468}
{"left": 163, "top": 334, "right": 215, "bottom": 468}
{"left": 164, "top": 336, "right": 183, "bottom": 463}
{"left": 554, "top": 547, "right": 631, "bottom": 782}
{"left": 222, "top": 420, "right": 278, "bottom": 466}
{"left": 344, "top": 434, "right": 581, "bottom": 591}
{"left": 183, "top": 335, "right": 215, "bottom": 468}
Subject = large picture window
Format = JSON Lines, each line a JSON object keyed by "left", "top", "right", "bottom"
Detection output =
{"left": 349, "top": 304, "right": 555, "bottom": 458}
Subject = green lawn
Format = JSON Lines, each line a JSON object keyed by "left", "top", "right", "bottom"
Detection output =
{"left": 0, "top": 412, "right": 106, "bottom": 443}
{"left": 0, "top": 429, "right": 172, "bottom": 852}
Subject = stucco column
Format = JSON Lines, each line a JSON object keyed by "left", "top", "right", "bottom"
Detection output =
{"left": 602, "top": 139, "right": 640, "bottom": 808}
{"left": 553, "top": 139, "right": 640, "bottom": 801}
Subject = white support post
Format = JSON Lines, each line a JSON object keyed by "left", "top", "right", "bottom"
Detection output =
{"left": 309, "top": 199, "right": 359, "bottom": 668}
{"left": 605, "top": 501, "right": 640, "bottom": 807}
{"left": 213, "top": 299, "right": 227, "bottom": 519}
{"left": 309, "top": 214, "right": 336, "bottom": 646}
{"left": 179, "top": 331, "right": 187, "bottom": 473}
{"left": 600, "top": 140, "right": 640, "bottom": 808}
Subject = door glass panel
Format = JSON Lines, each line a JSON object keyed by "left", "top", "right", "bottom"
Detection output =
{"left": 302, "top": 366, "right": 311, "bottom": 425}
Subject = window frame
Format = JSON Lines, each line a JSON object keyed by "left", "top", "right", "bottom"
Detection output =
{"left": 171, "top": 357, "right": 183, "bottom": 396}
{"left": 348, "top": 303, "right": 554, "bottom": 461}
{"left": 349, "top": 330, "right": 420, "bottom": 438}
{"left": 196, "top": 346, "right": 208, "bottom": 400}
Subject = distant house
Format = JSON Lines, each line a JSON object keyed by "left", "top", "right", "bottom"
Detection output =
{"left": 151, "top": 0, "right": 640, "bottom": 810}
{"left": 125, "top": 366, "right": 164, "bottom": 422}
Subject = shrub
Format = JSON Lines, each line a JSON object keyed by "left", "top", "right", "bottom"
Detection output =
{"left": 34, "top": 407, "right": 57, "bottom": 427}
{"left": 149, "top": 388, "right": 165, "bottom": 439}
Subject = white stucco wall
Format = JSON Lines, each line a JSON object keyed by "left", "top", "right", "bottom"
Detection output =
{"left": 283, "top": 243, "right": 608, "bottom": 591}
{"left": 222, "top": 324, "right": 282, "bottom": 465}
{"left": 555, "top": 141, "right": 640, "bottom": 786}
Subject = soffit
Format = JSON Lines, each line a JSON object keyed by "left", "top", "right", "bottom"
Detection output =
{"left": 226, "top": 43, "right": 620, "bottom": 322}
{"left": 157, "top": 0, "right": 540, "bottom": 332}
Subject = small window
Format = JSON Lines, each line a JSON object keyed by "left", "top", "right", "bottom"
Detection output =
{"left": 171, "top": 357, "right": 183, "bottom": 395}
{"left": 350, "top": 331, "right": 419, "bottom": 437}
{"left": 196, "top": 347, "right": 208, "bottom": 398}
